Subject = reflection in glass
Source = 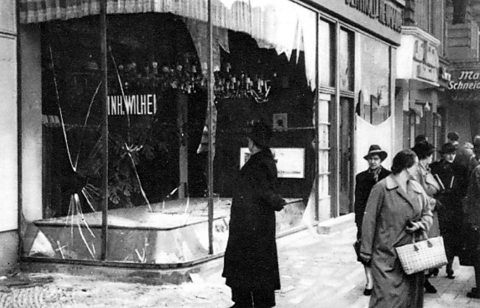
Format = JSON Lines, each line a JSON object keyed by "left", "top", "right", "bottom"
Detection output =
{"left": 339, "top": 28, "right": 354, "bottom": 91}
{"left": 319, "top": 19, "right": 334, "bottom": 87}
{"left": 357, "top": 34, "right": 390, "bottom": 125}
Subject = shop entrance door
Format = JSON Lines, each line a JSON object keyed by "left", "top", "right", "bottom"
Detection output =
{"left": 339, "top": 97, "right": 354, "bottom": 215}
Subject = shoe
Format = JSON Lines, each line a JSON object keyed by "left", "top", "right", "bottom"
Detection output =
{"left": 431, "top": 268, "right": 439, "bottom": 277}
{"left": 446, "top": 268, "right": 455, "bottom": 279}
{"left": 467, "top": 291, "right": 480, "bottom": 299}
{"left": 363, "top": 288, "right": 373, "bottom": 296}
{"left": 424, "top": 281, "right": 437, "bottom": 294}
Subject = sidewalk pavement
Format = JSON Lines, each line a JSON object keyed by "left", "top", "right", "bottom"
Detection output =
{"left": 2, "top": 225, "right": 480, "bottom": 307}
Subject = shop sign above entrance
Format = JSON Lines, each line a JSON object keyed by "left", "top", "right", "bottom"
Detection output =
{"left": 108, "top": 94, "right": 157, "bottom": 116}
{"left": 447, "top": 71, "right": 480, "bottom": 90}
{"left": 345, "top": 0, "right": 403, "bottom": 32}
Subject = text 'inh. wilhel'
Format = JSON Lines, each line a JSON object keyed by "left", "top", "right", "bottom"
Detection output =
{"left": 108, "top": 94, "right": 157, "bottom": 115}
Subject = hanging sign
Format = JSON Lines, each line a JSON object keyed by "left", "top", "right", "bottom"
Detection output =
{"left": 108, "top": 94, "right": 157, "bottom": 116}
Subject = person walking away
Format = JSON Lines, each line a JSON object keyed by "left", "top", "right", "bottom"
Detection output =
{"left": 463, "top": 137, "right": 480, "bottom": 299}
{"left": 360, "top": 149, "right": 433, "bottom": 308}
{"left": 354, "top": 145, "right": 390, "bottom": 296}
{"left": 467, "top": 136, "right": 480, "bottom": 176}
{"left": 455, "top": 141, "right": 474, "bottom": 170}
{"left": 411, "top": 141, "right": 441, "bottom": 293}
{"left": 222, "top": 120, "right": 286, "bottom": 308}
{"left": 447, "top": 131, "right": 460, "bottom": 147}
{"left": 430, "top": 143, "right": 468, "bottom": 278}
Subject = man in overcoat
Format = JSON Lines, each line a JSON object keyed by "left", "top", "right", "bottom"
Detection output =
{"left": 354, "top": 145, "right": 390, "bottom": 295}
{"left": 464, "top": 137, "right": 480, "bottom": 299}
{"left": 430, "top": 142, "right": 468, "bottom": 278}
{"left": 222, "top": 120, "right": 285, "bottom": 308}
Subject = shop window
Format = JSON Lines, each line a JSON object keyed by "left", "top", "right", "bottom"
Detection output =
{"left": 339, "top": 28, "right": 354, "bottom": 91}
{"left": 22, "top": 1, "right": 318, "bottom": 264}
{"left": 319, "top": 19, "right": 334, "bottom": 88}
{"left": 356, "top": 34, "right": 390, "bottom": 125}
{"left": 24, "top": 18, "right": 105, "bottom": 261}
{"left": 216, "top": 4, "right": 318, "bottom": 234}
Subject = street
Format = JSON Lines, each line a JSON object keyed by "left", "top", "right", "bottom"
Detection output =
{"left": 1, "top": 225, "right": 479, "bottom": 307}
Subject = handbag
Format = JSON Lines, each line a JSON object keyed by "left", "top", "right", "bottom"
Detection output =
{"left": 395, "top": 232, "right": 448, "bottom": 275}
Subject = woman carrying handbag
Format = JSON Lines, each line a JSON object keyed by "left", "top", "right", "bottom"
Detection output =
{"left": 360, "top": 149, "right": 433, "bottom": 308}
{"left": 464, "top": 136, "right": 480, "bottom": 299}
{"left": 411, "top": 141, "right": 441, "bottom": 293}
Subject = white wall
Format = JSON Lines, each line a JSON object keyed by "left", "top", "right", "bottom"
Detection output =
{"left": 0, "top": 1, "right": 18, "bottom": 232}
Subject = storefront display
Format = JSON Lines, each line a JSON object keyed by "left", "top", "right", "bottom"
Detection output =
{"left": 17, "top": 0, "right": 403, "bottom": 267}
{"left": 21, "top": 2, "right": 317, "bottom": 264}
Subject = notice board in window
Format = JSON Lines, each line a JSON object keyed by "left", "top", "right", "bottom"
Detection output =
{"left": 240, "top": 147, "right": 305, "bottom": 179}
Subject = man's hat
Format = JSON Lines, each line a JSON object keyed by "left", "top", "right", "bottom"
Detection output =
{"left": 473, "top": 136, "right": 480, "bottom": 149}
{"left": 439, "top": 143, "right": 457, "bottom": 155}
{"left": 447, "top": 131, "right": 460, "bottom": 142}
{"left": 363, "top": 145, "right": 387, "bottom": 161}
{"left": 411, "top": 141, "right": 435, "bottom": 158}
{"left": 246, "top": 120, "right": 273, "bottom": 148}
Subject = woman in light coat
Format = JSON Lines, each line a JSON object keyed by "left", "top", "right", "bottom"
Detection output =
{"left": 360, "top": 149, "right": 433, "bottom": 308}
{"left": 411, "top": 141, "right": 441, "bottom": 292}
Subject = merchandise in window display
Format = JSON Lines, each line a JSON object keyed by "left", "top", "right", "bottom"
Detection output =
{"left": 109, "top": 52, "right": 276, "bottom": 103}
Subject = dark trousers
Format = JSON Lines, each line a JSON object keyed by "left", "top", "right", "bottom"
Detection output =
{"left": 475, "top": 259, "right": 480, "bottom": 289}
{"left": 231, "top": 287, "right": 275, "bottom": 308}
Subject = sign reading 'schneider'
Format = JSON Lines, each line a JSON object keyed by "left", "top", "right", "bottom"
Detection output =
{"left": 448, "top": 71, "right": 480, "bottom": 90}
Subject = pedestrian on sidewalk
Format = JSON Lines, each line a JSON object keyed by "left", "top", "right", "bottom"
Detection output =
{"left": 222, "top": 120, "right": 286, "bottom": 308}
{"left": 447, "top": 131, "right": 460, "bottom": 147}
{"left": 467, "top": 136, "right": 480, "bottom": 176}
{"left": 430, "top": 143, "right": 468, "bottom": 279}
{"left": 463, "top": 136, "right": 480, "bottom": 299}
{"left": 353, "top": 145, "right": 390, "bottom": 296}
{"left": 360, "top": 149, "right": 433, "bottom": 308}
{"left": 411, "top": 140, "right": 441, "bottom": 293}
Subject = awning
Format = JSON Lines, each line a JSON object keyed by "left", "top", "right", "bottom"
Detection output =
{"left": 20, "top": 0, "right": 316, "bottom": 89}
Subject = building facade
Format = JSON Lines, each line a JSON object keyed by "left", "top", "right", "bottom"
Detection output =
{"left": 0, "top": 0, "right": 405, "bottom": 270}
{"left": 444, "top": 0, "right": 480, "bottom": 141}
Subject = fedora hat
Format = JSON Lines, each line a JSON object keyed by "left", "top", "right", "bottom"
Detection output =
{"left": 439, "top": 142, "right": 456, "bottom": 155}
{"left": 473, "top": 135, "right": 480, "bottom": 149}
{"left": 364, "top": 145, "right": 387, "bottom": 161}
{"left": 411, "top": 141, "right": 435, "bottom": 158}
{"left": 246, "top": 120, "right": 273, "bottom": 148}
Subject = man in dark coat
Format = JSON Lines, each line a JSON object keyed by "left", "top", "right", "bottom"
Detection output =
{"left": 464, "top": 136, "right": 480, "bottom": 299}
{"left": 354, "top": 145, "right": 390, "bottom": 295}
{"left": 222, "top": 120, "right": 285, "bottom": 308}
{"left": 430, "top": 143, "right": 468, "bottom": 278}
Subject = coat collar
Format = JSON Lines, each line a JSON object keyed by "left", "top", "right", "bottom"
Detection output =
{"left": 385, "top": 175, "right": 423, "bottom": 208}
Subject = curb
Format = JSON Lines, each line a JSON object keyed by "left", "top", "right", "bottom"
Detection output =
{"left": 317, "top": 213, "right": 355, "bottom": 234}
